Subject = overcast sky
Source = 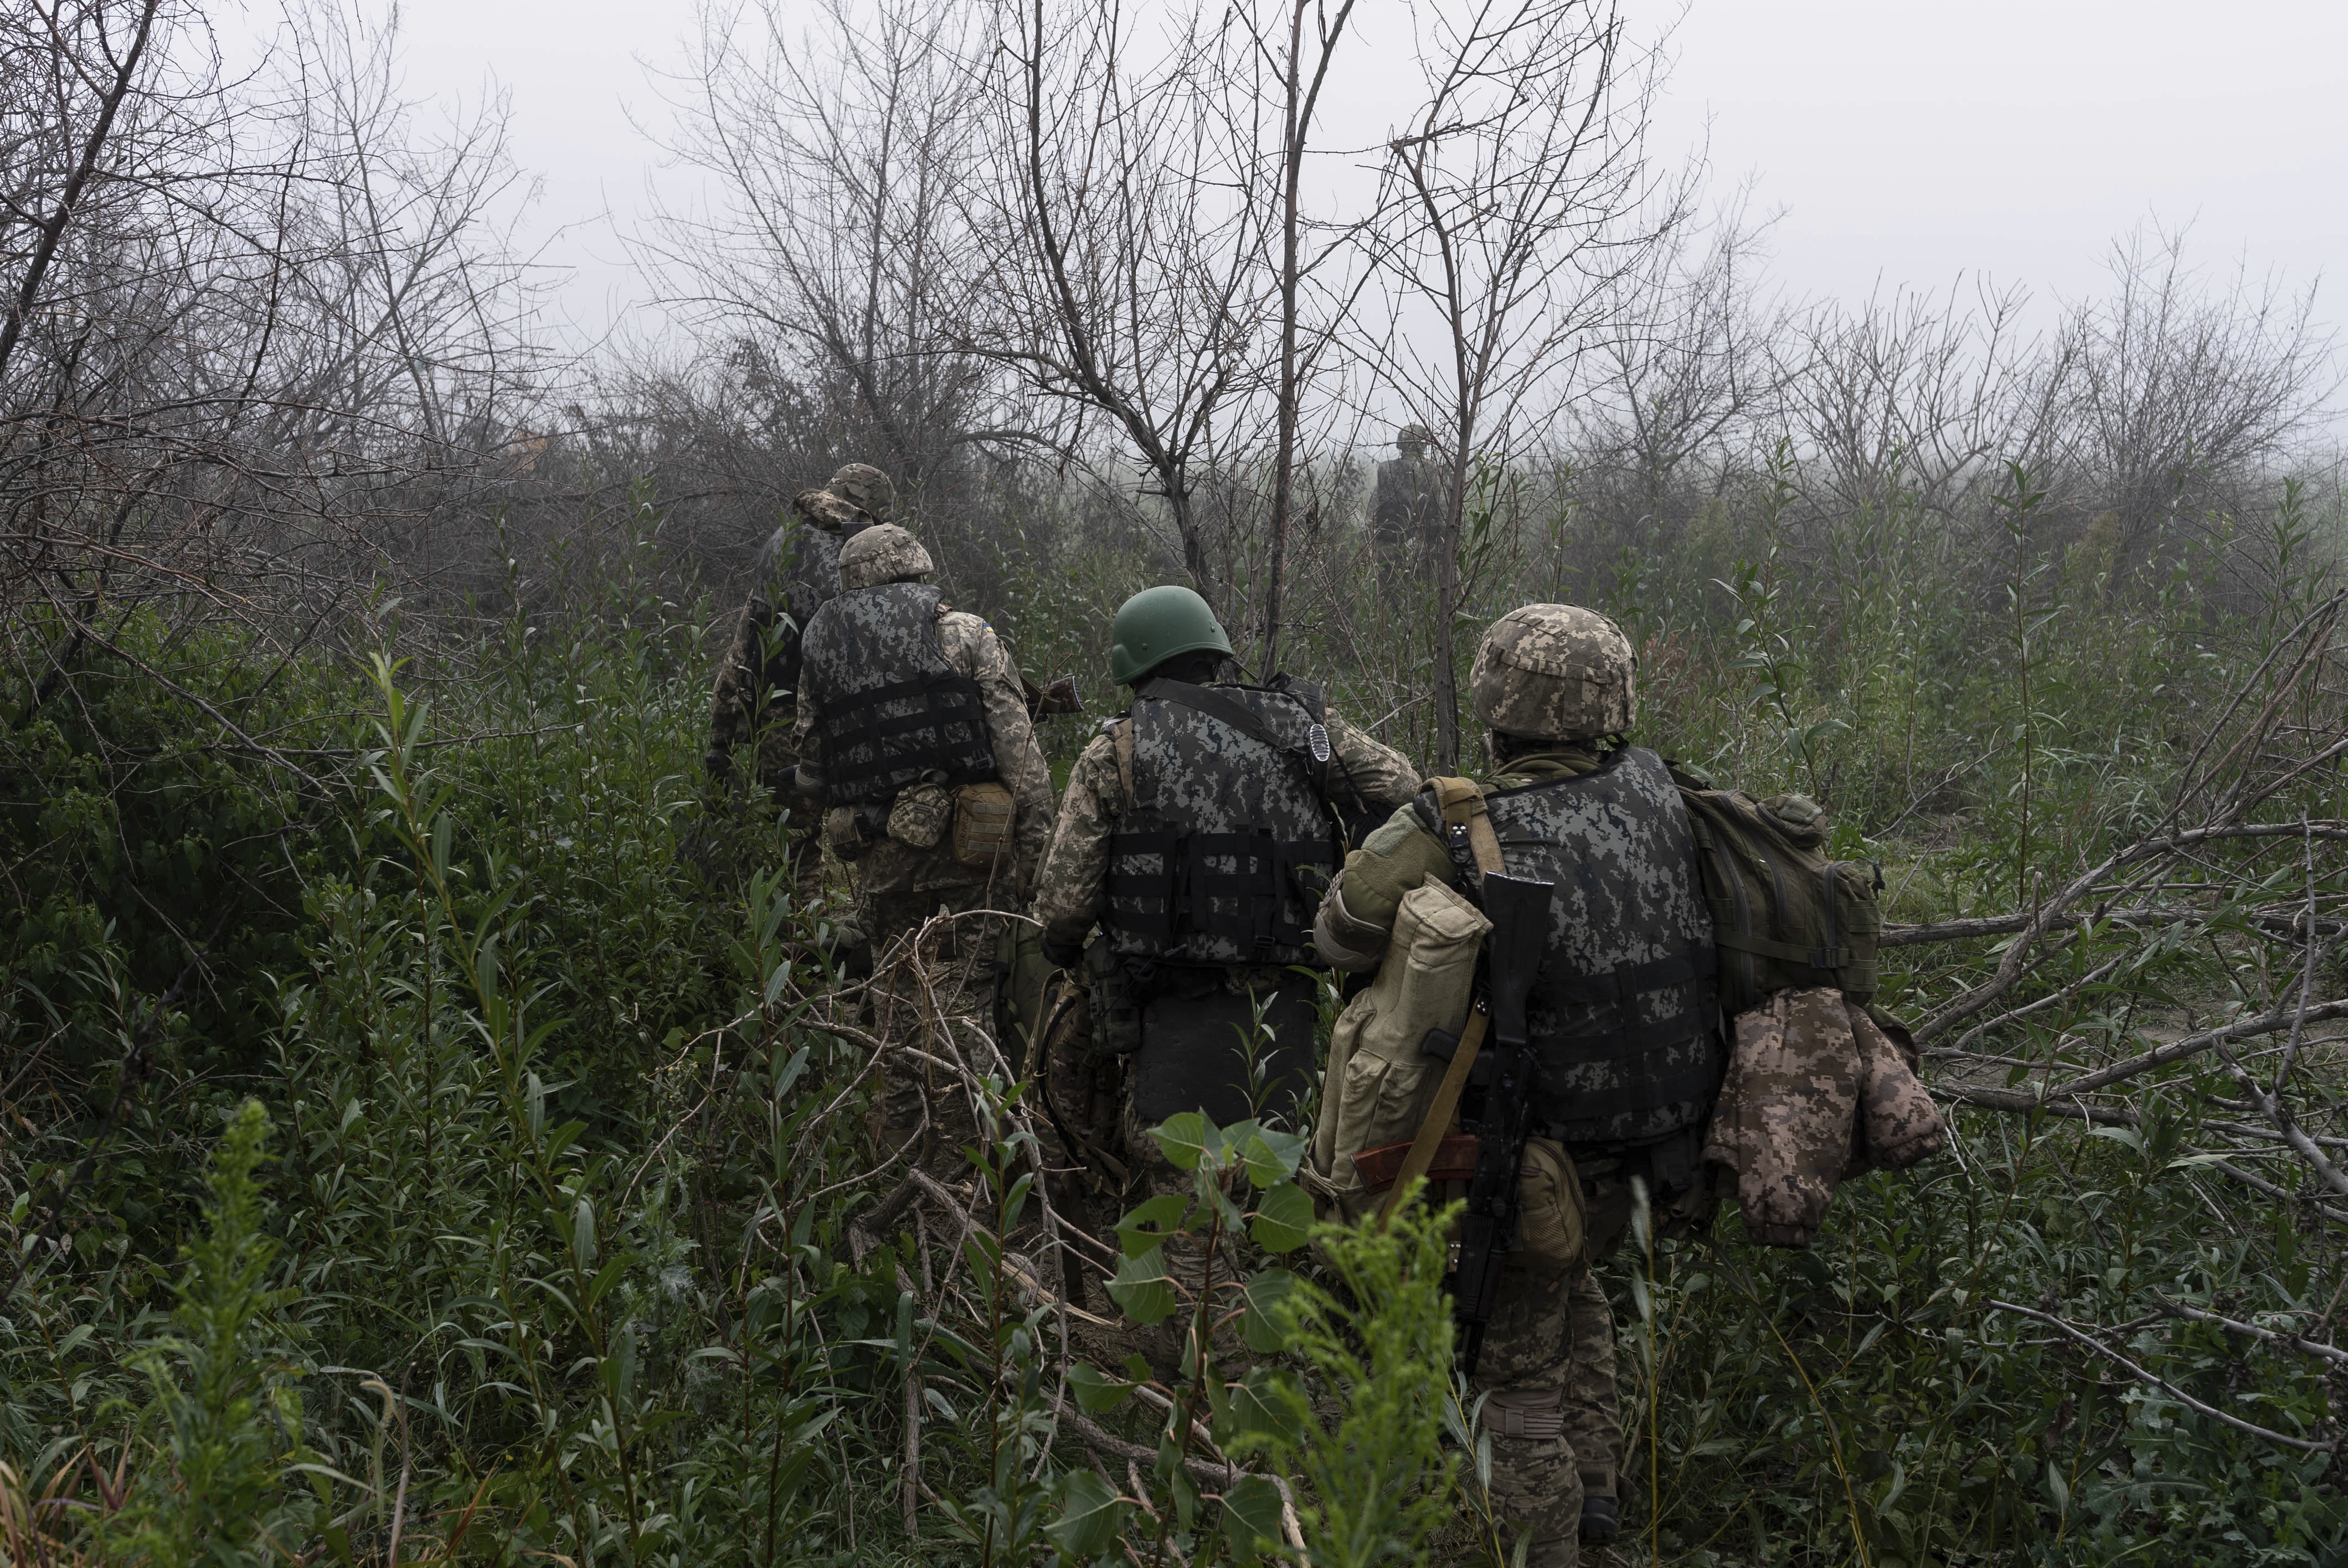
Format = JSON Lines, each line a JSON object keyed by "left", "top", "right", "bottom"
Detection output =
{"left": 359, "top": 0, "right": 2346, "bottom": 346}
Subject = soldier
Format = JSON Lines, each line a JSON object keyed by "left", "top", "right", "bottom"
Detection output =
{"left": 1370, "top": 423, "right": 1449, "bottom": 577}
{"left": 791, "top": 522, "right": 1055, "bottom": 1157}
{"left": 1313, "top": 604, "right": 1724, "bottom": 1565}
{"left": 1030, "top": 584, "right": 1419, "bottom": 1206}
{"left": 703, "top": 462, "right": 897, "bottom": 906}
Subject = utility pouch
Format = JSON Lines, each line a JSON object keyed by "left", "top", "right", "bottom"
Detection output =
{"left": 887, "top": 780, "right": 954, "bottom": 849}
{"left": 1511, "top": 1137, "right": 1586, "bottom": 1272}
{"left": 1082, "top": 937, "right": 1144, "bottom": 1058}
{"left": 952, "top": 781, "right": 1018, "bottom": 868}
{"left": 1306, "top": 878, "right": 1491, "bottom": 1224}
{"left": 1346, "top": 1130, "right": 1581, "bottom": 1275}
{"left": 824, "top": 805, "right": 875, "bottom": 861}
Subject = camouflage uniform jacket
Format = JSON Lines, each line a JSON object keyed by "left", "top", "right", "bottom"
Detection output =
{"left": 706, "top": 522, "right": 856, "bottom": 786}
{"left": 792, "top": 599, "right": 1055, "bottom": 897}
{"left": 1031, "top": 673, "right": 1420, "bottom": 953}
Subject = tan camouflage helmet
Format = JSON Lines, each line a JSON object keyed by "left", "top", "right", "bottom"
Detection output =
{"left": 1469, "top": 602, "right": 1636, "bottom": 740}
{"left": 837, "top": 522, "right": 934, "bottom": 590}
{"left": 827, "top": 462, "right": 896, "bottom": 524}
{"left": 791, "top": 487, "right": 867, "bottom": 533}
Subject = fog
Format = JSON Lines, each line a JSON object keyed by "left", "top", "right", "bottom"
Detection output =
{"left": 344, "top": 0, "right": 2345, "bottom": 343}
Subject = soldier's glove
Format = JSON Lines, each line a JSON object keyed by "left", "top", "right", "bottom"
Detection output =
{"left": 703, "top": 748, "right": 733, "bottom": 781}
{"left": 1579, "top": 1495, "right": 1618, "bottom": 1544}
{"left": 1041, "top": 933, "right": 1085, "bottom": 972}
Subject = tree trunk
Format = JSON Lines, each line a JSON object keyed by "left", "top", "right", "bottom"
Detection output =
{"left": 1434, "top": 437, "right": 1471, "bottom": 769}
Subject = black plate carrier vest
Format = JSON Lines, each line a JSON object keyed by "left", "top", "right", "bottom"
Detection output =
{"left": 1480, "top": 746, "right": 1723, "bottom": 1148}
{"left": 800, "top": 581, "right": 997, "bottom": 808}
{"left": 1104, "top": 677, "right": 1340, "bottom": 969}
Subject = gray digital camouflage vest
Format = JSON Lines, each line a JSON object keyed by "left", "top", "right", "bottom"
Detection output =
{"left": 1476, "top": 745, "right": 1723, "bottom": 1148}
{"left": 747, "top": 520, "right": 863, "bottom": 695}
{"left": 800, "top": 581, "right": 996, "bottom": 808}
{"left": 1104, "top": 677, "right": 1341, "bottom": 969}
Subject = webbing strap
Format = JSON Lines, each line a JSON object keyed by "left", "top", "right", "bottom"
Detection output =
{"left": 1536, "top": 994, "right": 1718, "bottom": 1062}
{"left": 1534, "top": 1048, "right": 1719, "bottom": 1121}
{"left": 1105, "top": 829, "right": 1333, "bottom": 948}
{"left": 1427, "top": 775, "right": 1505, "bottom": 880}
{"left": 1543, "top": 945, "right": 1718, "bottom": 1006}
{"left": 1376, "top": 1000, "right": 1491, "bottom": 1227}
{"left": 1714, "top": 930, "right": 1853, "bottom": 971}
{"left": 1140, "top": 679, "right": 1330, "bottom": 791}
{"left": 1477, "top": 1392, "right": 1566, "bottom": 1440}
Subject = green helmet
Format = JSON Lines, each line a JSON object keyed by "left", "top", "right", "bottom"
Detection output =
{"left": 1109, "top": 585, "right": 1232, "bottom": 687}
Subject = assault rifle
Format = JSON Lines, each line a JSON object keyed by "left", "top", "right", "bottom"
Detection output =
{"left": 1449, "top": 870, "right": 1554, "bottom": 1375}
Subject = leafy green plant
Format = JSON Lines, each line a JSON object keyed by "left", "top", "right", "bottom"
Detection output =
{"left": 108, "top": 1099, "right": 316, "bottom": 1564}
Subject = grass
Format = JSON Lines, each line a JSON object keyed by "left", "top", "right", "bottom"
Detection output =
{"left": 0, "top": 465, "right": 2344, "bottom": 1564}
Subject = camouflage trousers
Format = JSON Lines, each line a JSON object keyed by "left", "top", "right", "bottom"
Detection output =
{"left": 1474, "top": 1260, "right": 1621, "bottom": 1568}
{"left": 863, "top": 884, "right": 1019, "bottom": 1173}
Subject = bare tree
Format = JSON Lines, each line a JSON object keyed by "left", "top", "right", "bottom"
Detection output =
{"left": 643, "top": 0, "right": 999, "bottom": 512}
{"left": 1780, "top": 277, "right": 2059, "bottom": 537}
{"left": 2050, "top": 225, "right": 2336, "bottom": 570}
{"left": 964, "top": 0, "right": 1283, "bottom": 613}
{"left": 1374, "top": 0, "right": 1686, "bottom": 765}
{"left": 3, "top": 0, "right": 544, "bottom": 730}
{"left": 1243, "top": 0, "right": 1364, "bottom": 673}
{"left": 1567, "top": 194, "right": 1790, "bottom": 551}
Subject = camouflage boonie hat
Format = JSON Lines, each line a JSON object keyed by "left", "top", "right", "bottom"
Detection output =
{"left": 1470, "top": 602, "right": 1636, "bottom": 740}
{"left": 827, "top": 462, "right": 896, "bottom": 524}
{"left": 793, "top": 487, "right": 867, "bottom": 533}
{"left": 1396, "top": 423, "right": 1433, "bottom": 448}
{"left": 837, "top": 523, "right": 934, "bottom": 590}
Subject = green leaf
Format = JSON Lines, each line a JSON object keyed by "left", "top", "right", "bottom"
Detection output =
{"left": 1224, "top": 1366, "right": 1306, "bottom": 1446}
{"left": 1069, "top": 1359, "right": 1139, "bottom": 1413}
{"left": 1152, "top": 1112, "right": 1211, "bottom": 1171}
{"left": 1238, "top": 1126, "right": 1309, "bottom": 1187}
{"left": 1115, "top": 1193, "right": 1192, "bottom": 1257}
{"left": 1107, "top": 1246, "right": 1178, "bottom": 1326}
{"left": 1248, "top": 1182, "right": 1314, "bottom": 1254}
{"left": 1220, "top": 1474, "right": 1287, "bottom": 1564}
{"left": 1047, "top": 1468, "right": 1127, "bottom": 1559}
{"left": 1240, "top": 1266, "right": 1299, "bottom": 1353}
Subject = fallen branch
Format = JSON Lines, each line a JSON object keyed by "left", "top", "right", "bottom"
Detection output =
{"left": 2158, "top": 1300, "right": 2348, "bottom": 1368}
{"left": 1985, "top": 1299, "right": 2336, "bottom": 1453}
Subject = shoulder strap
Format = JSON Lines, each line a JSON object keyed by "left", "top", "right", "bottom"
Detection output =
{"left": 1112, "top": 718, "right": 1136, "bottom": 807}
{"left": 1425, "top": 775, "right": 1505, "bottom": 882}
{"left": 1140, "top": 678, "right": 1330, "bottom": 789}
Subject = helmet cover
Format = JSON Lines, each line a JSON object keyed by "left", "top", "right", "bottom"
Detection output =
{"left": 1470, "top": 602, "right": 1636, "bottom": 740}
{"left": 837, "top": 523, "right": 934, "bottom": 590}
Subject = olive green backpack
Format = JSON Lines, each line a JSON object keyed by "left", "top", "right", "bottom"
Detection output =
{"left": 1670, "top": 768, "right": 1883, "bottom": 1018}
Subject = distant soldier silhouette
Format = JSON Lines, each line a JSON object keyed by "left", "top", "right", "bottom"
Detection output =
{"left": 1370, "top": 424, "right": 1450, "bottom": 580}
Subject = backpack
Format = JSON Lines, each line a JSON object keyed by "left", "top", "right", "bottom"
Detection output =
{"left": 1669, "top": 769, "right": 1883, "bottom": 1020}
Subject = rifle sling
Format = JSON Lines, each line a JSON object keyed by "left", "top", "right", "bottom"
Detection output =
{"left": 1427, "top": 775, "right": 1506, "bottom": 884}
{"left": 1376, "top": 1000, "right": 1491, "bottom": 1227}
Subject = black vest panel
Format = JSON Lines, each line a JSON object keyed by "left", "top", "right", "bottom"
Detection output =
{"left": 1104, "top": 677, "right": 1340, "bottom": 968}
{"left": 1480, "top": 746, "right": 1723, "bottom": 1147}
{"left": 801, "top": 581, "right": 997, "bottom": 808}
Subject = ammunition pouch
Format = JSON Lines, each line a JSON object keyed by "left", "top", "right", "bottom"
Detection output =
{"left": 1082, "top": 937, "right": 1144, "bottom": 1058}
